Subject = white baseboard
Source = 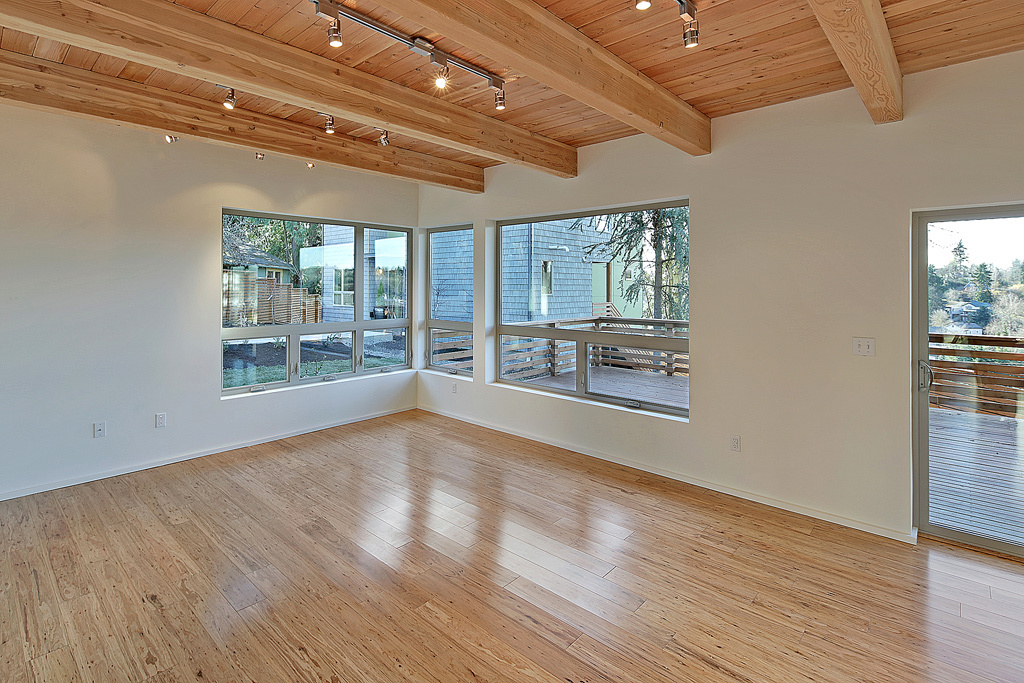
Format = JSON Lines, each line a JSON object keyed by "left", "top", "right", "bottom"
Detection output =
{"left": 0, "top": 405, "right": 415, "bottom": 503}
{"left": 420, "top": 404, "right": 918, "bottom": 545}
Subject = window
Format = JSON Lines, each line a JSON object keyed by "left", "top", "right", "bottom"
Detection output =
{"left": 221, "top": 212, "right": 410, "bottom": 394}
{"left": 498, "top": 204, "right": 689, "bottom": 415}
{"left": 427, "top": 226, "right": 473, "bottom": 374}
{"left": 333, "top": 268, "right": 354, "bottom": 307}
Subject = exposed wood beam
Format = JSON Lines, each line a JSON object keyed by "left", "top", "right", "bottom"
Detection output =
{"left": 0, "top": 49, "right": 485, "bottom": 193}
{"left": 0, "top": 0, "right": 577, "bottom": 178}
{"left": 807, "top": 0, "right": 903, "bottom": 123}
{"left": 375, "top": 0, "right": 711, "bottom": 157}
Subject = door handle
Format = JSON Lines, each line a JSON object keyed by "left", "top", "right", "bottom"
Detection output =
{"left": 918, "top": 360, "right": 934, "bottom": 391}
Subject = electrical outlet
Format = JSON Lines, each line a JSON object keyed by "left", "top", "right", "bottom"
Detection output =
{"left": 451, "top": 382, "right": 458, "bottom": 394}
{"left": 853, "top": 337, "right": 875, "bottom": 357}
{"left": 155, "top": 413, "right": 167, "bottom": 428}
{"left": 730, "top": 434, "right": 741, "bottom": 452}
{"left": 93, "top": 421, "right": 106, "bottom": 438}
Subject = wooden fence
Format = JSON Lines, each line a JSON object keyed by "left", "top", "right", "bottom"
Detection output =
{"left": 929, "top": 333, "right": 1024, "bottom": 417}
{"left": 223, "top": 271, "right": 321, "bottom": 327}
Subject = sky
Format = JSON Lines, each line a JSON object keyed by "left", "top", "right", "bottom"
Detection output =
{"left": 929, "top": 217, "right": 1024, "bottom": 270}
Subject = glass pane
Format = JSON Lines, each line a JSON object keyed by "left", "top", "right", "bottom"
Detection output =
{"left": 222, "top": 337, "right": 288, "bottom": 389}
{"left": 323, "top": 225, "right": 355, "bottom": 322}
{"left": 500, "top": 207, "right": 688, "bottom": 324}
{"left": 365, "top": 229, "right": 408, "bottom": 320}
{"left": 430, "top": 229, "right": 474, "bottom": 322}
{"left": 926, "top": 216, "right": 1024, "bottom": 546}
{"left": 299, "top": 332, "right": 353, "bottom": 378}
{"left": 222, "top": 215, "right": 355, "bottom": 327}
{"left": 430, "top": 329, "right": 473, "bottom": 373}
{"left": 500, "top": 335, "right": 575, "bottom": 390}
{"left": 587, "top": 344, "right": 689, "bottom": 410}
{"left": 364, "top": 328, "right": 408, "bottom": 369}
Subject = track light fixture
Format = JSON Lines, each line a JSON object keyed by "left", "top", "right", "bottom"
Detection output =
{"left": 328, "top": 18, "right": 343, "bottom": 47}
{"left": 675, "top": 0, "right": 699, "bottom": 47}
{"left": 255, "top": 152, "right": 265, "bottom": 160}
{"left": 216, "top": 85, "right": 237, "bottom": 109}
{"left": 434, "top": 62, "right": 451, "bottom": 90}
{"left": 375, "top": 128, "right": 390, "bottom": 146}
{"left": 683, "top": 20, "right": 699, "bottom": 48}
{"left": 310, "top": 0, "right": 508, "bottom": 106}
{"left": 164, "top": 134, "right": 179, "bottom": 144}
{"left": 635, "top": 0, "right": 652, "bottom": 9}
{"left": 319, "top": 113, "right": 335, "bottom": 134}
{"left": 494, "top": 89, "right": 506, "bottom": 110}
{"left": 307, "top": 162, "right": 316, "bottom": 169}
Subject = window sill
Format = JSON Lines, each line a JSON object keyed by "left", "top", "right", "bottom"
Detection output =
{"left": 221, "top": 367, "right": 416, "bottom": 400}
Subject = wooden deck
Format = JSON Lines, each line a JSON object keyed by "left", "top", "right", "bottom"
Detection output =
{"left": 930, "top": 407, "right": 1024, "bottom": 547}
{"left": 523, "top": 366, "right": 690, "bottom": 409}
{"left": 4, "top": 410, "right": 1024, "bottom": 683}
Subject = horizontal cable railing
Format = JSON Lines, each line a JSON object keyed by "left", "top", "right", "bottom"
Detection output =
{"left": 929, "top": 333, "right": 1024, "bottom": 417}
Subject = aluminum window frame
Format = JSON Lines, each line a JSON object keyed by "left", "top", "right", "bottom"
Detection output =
{"left": 221, "top": 210, "right": 412, "bottom": 396}
{"left": 425, "top": 224, "right": 474, "bottom": 376}
{"left": 496, "top": 200, "right": 690, "bottom": 417}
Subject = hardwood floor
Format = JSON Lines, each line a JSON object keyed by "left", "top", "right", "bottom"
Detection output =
{"left": 3, "top": 409, "right": 1024, "bottom": 683}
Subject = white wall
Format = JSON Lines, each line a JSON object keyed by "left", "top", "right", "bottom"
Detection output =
{"left": 418, "top": 50, "right": 1024, "bottom": 541}
{"left": 0, "top": 104, "right": 419, "bottom": 501}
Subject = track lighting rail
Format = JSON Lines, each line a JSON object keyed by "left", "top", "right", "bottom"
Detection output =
{"left": 310, "top": 0, "right": 504, "bottom": 91}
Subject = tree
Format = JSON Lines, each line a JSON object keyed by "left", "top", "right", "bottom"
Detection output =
{"left": 970, "top": 305, "right": 992, "bottom": 330}
{"left": 992, "top": 291, "right": 1024, "bottom": 336}
{"left": 971, "top": 263, "right": 993, "bottom": 292}
{"left": 930, "top": 308, "right": 952, "bottom": 329}
{"left": 951, "top": 239, "right": 968, "bottom": 278}
{"left": 577, "top": 207, "right": 689, "bottom": 320}
{"left": 223, "top": 215, "right": 322, "bottom": 291}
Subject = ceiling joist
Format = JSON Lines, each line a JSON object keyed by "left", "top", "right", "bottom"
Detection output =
{"left": 0, "top": 48, "right": 485, "bottom": 192}
{"left": 0, "top": 0, "right": 577, "bottom": 178}
{"left": 807, "top": 0, "right": 903, "bottom": 123}
{"left": 379, "top": 0, "right": 712, "bottom": 156}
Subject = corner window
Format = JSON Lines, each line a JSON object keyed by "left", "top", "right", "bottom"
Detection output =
{"left": 498, "top": 204, "right": 689, "bottom": 415}
{"left": 427, "top": 226, "right": 474, "bottom": 375}
{"left": 221, "top": 212, "right": 410, "bottom": 394}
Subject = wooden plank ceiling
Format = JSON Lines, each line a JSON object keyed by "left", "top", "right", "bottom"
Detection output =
{"left": 0, "top": 0, "right": 1022, "bottom": 192}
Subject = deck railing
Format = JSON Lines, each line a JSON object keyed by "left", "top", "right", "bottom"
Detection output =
{"left": 929, "top": 333, "right": 1024, "bottom": 417}
{"left": 500, "top": 314, "right": 690, "bottom": 385}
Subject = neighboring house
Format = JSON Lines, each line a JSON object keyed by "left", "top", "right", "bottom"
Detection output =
{"left": 222, "top": 231, "right": 297, "bottom": 281}
{"left": 947, "top": 300, "right": 990, "bottom": 323}
{"left": 223, "top": 233, "right": 321, "bottom": 327}
{"left": 498, "top": 217, "right": 642, "bottom": 323}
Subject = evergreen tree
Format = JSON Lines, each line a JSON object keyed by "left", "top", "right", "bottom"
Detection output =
{"left": 578, "top": 207, "right": 689, "bottom": 320}
{"left": 951, "top": 240, "right": 968, "bottom": 279}
{"left": 971, "top": 263, "right": 993, "bottom": 292}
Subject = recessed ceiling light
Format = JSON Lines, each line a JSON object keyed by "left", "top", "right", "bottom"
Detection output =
{"left": 636, "top": 1, "right": 652, "bottom": 10}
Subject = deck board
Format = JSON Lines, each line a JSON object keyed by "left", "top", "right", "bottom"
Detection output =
{"left": 930, "top": 407, "right": 1024, "bottom": 547}
{"left": 521, "top": 366, "right": 690, "bottom": 409}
